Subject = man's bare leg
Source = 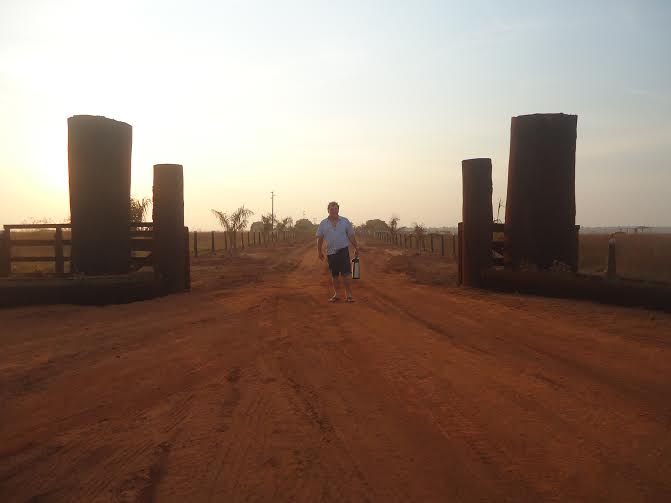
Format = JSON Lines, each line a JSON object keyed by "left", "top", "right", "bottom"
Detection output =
{"left": 330, "top": 275, "right": 340, "bottom": 299}
{"left": 342, "top": 275, "right": 353, "bottom": 300}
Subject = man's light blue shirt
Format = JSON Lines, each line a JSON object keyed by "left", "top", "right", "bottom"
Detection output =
{"left": 316, "top": 217, "right": 355, "bottom": 255}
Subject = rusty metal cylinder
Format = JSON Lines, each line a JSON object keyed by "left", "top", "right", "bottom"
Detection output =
{"left": 152, "top": 164, "right": 185, "bottom": 292}
{"left": 504, "top": 113, "right": 577, "bottom": 270}
{"left": 68, "top": 115, "right": 132, "bottom": 275}
{"left": 461, "top": 158, "right": 493, "bottom": 287}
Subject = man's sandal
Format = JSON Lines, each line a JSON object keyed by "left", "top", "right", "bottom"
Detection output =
{"left": 328, "top": 295, "right": 339, "bottom": 303}
{"left": 346, "top": 296, "right": 354, "bottom": 303}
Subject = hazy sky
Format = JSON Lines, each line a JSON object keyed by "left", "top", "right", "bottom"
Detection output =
{"left": 1, "top": 0, "right": 670, "bottom": 229}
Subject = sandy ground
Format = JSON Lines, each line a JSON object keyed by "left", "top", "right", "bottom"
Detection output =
{"left": 1, "top": 238, "right": 671, "bottom": 502}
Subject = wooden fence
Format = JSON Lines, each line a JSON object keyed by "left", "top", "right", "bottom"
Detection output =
{"left": 1, "top": 222, "right": 155, "bottom": 276}
{"left": 190, "top": 230, "right": 297, "bottom": 257}
{"left": 1, "top": 226, "right": 300, "bottom": 276}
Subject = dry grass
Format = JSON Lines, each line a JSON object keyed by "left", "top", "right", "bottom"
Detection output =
{"left": 385, "top": 233, "right": 671, "bottom": 284}
{"left": 6, "top": 229, "right": 72, "bottom": 274}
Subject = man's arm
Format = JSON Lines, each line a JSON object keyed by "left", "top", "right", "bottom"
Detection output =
{"left": 346, "top": 222, "right": 359, "bottom": 256}
{"left": 317, "top": 236, "right": 325, "bottom": 260}
{"left": 349, "top": 235, "right": 359, "bottom": 256}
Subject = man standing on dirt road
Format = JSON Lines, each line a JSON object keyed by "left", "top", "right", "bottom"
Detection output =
{"left": 316, "top": 201, "right": 360, "bottom": 303}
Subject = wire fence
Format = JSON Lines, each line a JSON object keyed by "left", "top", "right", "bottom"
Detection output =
{"left": 367, "top": 230, "right": 458, "bottom": 260}
{"left": 190, "top": 230, "right": 298, "bottom": 256}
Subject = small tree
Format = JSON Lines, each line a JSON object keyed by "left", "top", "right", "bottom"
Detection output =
{"left": 495, "top": 198, "right": 505, "bottom": 223}
{"left": 211, "top": 205, "right": 254, "bottom": 249}
{"left": 130, "top": 197, "right": 151, "bottom": 222}
{"left": 259, "top": 214, "right": 294, "bottom": 231}
{"left": 388, "top": 215, "right": 400, "bottom": 235}
{"left": 413, "top": 222, "right": 426, "bottom": 253}
{"left": 276, "top": 217, "right": 293, "bottom": 231}
{"left": 261, "top": 213, "right": 275, "bottom": 232}
{"left": 364, "top": 219, "right": 389, "bottom": 233}
{"left": 295, "top": 218, "right": 317, "bottom": 233}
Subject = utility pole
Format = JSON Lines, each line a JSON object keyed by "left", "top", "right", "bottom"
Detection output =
{"left": 271, "top": 191, "right": 275, "bottom": 231}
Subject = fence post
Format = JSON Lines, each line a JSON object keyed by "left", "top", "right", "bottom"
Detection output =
{"left": 69, "top": 115, "right": 132, "bottom": 275}
{"left": 152, "top": 163, "right": 185, "bottom": 293}
{"left": 194, "top": 231, "right": 198, "bottom": 257}
{"left": 441, "top": 235, "right": 445, "bottom": 257}
{"left": 457, "top": 222, "right": 464, "bottom": 285}
{"left": 430, "top": 234, "right": 434, "bottom": 254}
{"left": 184, "top": 227, "right": 191, "bottom": 290}
{"left": 1, "top": 228, "right": 10, "bottom": 277}
{"left": 607, "top": 237, "right": 617, "bottom": 279}
{"left": 211, "top": 231, "right": 215, "bottom": 254}
{"left": 462, "top": 158, "right": 493, "bottom": 286}
{"left": 55, "top": 226, "right": 65, "bottom": 274}
{"left": 571, "top": 225, "right": 580, "bottom": 273}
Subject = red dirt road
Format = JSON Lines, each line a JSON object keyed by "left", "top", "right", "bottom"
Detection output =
{"left": 1, "top": 239, "right": 671, "bottom": 502}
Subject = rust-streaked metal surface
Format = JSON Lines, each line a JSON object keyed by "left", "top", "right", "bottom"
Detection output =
{"left": 68, "top": 115, "right": 132, "bottom": 275}
{"left": 152, "top": 164, "right": 186, "bottom": 293}
{"left": 504, "top": 113, "right": 577, "bottom": 270}
{"left": 461, "top": 158, "right": 493, "bottom": 287}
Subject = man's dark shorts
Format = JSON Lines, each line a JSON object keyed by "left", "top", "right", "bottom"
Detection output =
{"left": 327, "top": 247, "right": 351, "bottom": 277}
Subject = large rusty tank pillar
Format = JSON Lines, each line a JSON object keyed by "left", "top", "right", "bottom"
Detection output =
{"left": 504, "top": 113, "right": 578, "bottom": 270}
{"left": 68, "top": 115, "right": 132, "bottom": 274}
{"left": 152, "top": 164, "right": 186, "bottom": 292}
{"left": 461, "top": 158, "right": 493, "bottom": 287}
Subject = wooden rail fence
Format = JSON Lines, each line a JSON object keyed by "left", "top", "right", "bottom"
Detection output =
{"left": 1, "top": 222, "right": 155, "bottom": 276}
{"left": 1, "top": 225, "right": 304, "bottom": 277}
